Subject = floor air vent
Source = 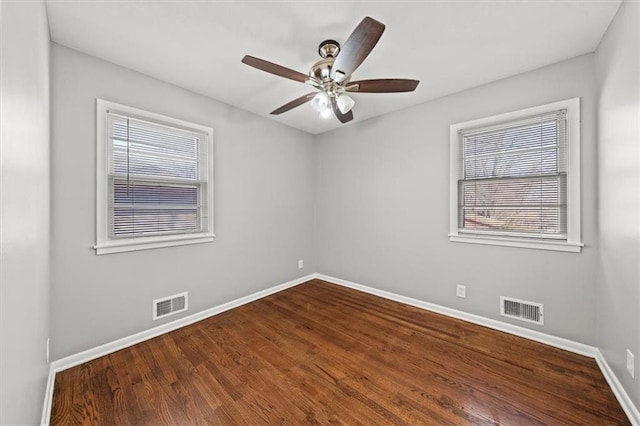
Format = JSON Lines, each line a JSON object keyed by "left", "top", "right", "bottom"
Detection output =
{"left": 153, "top": 292, "right": 188, "bottom": 320}
{"left": 500, "top": 296, "right": 543, "bottom": 325}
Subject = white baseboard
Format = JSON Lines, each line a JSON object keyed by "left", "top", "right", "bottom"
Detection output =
{"left": 40, "top": 273, "right": 315, "bottom": 425}
{"left": 40, "top": 364, "right": 55, "bottom": 425}
{"left": 595, "top": 349, "right": 640, "bottom": 425}
{"left": 317, "top": 274, "right": 597, "bottom": 357}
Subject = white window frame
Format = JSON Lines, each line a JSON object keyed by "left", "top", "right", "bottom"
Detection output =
{"left": 95, "top": 99, "right": 214, "bottom": 255}
{"left": 449, "top": 98, "right": 582, "bottom": 253}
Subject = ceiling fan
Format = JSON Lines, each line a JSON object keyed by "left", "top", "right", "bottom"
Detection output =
{"left": 241, "top": 17, "right": 419, "bottom": 124}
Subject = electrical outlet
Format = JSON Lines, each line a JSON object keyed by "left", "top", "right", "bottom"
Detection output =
{"left": 627, "top": 349, "right": 635, "bottom": 379}
{"left": 298, "top": 259, "right": 304, "bottom": 269}
{"left": 456, "top": 284, "right": 466, "bottom": 298}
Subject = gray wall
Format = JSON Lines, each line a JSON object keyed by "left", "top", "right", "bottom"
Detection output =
{"left": 50, "top": 45, "right": 316, "bottom": 360}
{"left": 595, "top": 0, "right": 640, "bottom": 411}
{"left": 0, "top": 1, "right": 51, "bottom": 424}
{"left": 316, "top": 54, "right": 598, "bottom": 345}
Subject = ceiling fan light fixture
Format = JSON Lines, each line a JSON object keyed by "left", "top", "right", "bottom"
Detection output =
{"left": 320, "top": 108, "right": 332, "bottom": 119}
{"left": 311, "top": 92, "right": 330, "bottom": 112}
{"left": 336, "top": 94, "right": 355, "bottom": 114}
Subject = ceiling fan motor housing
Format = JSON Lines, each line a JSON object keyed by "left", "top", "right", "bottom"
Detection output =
{"left": 309, "top": 57, "right": 335, "bottom": 82}
{"left": 309, "top": 40, "right": 341, "bottom": 82}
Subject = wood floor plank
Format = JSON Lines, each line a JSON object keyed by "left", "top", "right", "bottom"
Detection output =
{"left": 51, "top": 279, "right": 631, "bottom": 425}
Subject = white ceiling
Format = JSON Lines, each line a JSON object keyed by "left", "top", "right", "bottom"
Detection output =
{"left": 45, "top": 0, "right": 621, "bottom": 135}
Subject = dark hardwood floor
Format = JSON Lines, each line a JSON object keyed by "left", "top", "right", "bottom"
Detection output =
{"left": 51, "top": 279, "right": 630, "bottom": 425}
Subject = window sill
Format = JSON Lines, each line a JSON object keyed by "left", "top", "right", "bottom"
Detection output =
{"left": 95, "top": 233, "right": 214, "bottom": 255}
{"left": 449, "top": 234, "right": 583, "bottom": 253}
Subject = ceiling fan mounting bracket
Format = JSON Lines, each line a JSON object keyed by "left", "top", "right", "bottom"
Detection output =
{"left": 318, "top": 40, "right": 340, "bottom": 58}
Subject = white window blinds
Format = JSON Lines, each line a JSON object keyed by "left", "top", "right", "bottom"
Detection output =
{"left": 107, "top": 112, "right": 210, "bottom": 238}
{"left": 458, "top": 110, "right": 567, "bottom": 239}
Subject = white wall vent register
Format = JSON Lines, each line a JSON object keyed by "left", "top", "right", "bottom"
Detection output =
{"left": 500, "top": 296, "right": 544, "bottom": 325}
{"left": 153, "top": 292, "right": 188, "bottom": 320}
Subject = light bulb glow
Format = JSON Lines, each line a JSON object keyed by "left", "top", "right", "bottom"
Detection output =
{"left": 311, "top": 92, "right": 330, "bottom": 112}
{"left": 336, "top": 94, "right": 355, "bottom": 114}
{"left": 320, "top": 108, "right": 332, "bottom": 119}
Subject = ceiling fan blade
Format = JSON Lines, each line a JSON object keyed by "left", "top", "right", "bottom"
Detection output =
{"left": 330, "top": 17, "right": 385, "bottom": 82}
{"left": 345, "top": 79, "right": 420, "bottom": 93}
{"left": 270, "top": 92, "right": 317, "bottom": 115}
{"left": 331, "top": 97, "right": 354, "bottom": 124}
{"left": 242, "top": 55, "right": 308, "bottom": 83}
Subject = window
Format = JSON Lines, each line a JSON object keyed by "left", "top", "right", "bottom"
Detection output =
{"left": 449, "top": 98, "right": 582, "bottom": 252}
{"left": 95, "top": 99, "right": 214, "bottom": 254}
